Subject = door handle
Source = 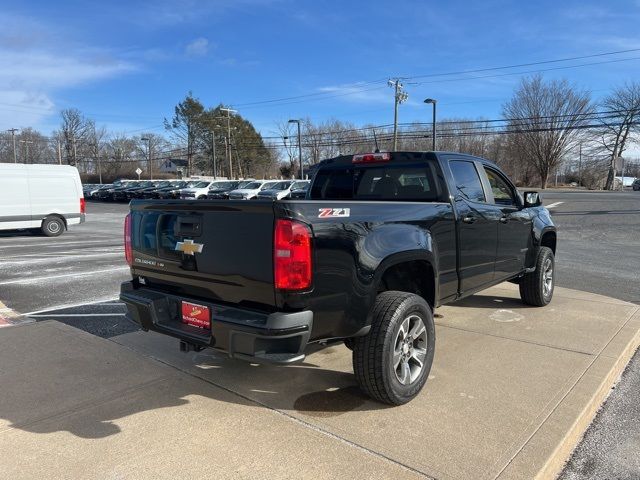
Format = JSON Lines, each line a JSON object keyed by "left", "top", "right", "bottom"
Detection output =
{"left": 499, "top": 216, "right": 509, "bottom": 224}
{"left": 462, "top": 215, "right": 476, "bottom": 224}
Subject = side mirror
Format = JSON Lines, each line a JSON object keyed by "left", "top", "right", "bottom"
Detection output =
{"left": 523, "top": 191, "right": 541, "bottom": 208}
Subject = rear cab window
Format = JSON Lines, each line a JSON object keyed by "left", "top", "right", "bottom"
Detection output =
{"left": 309, "top": 153, "right": 447, "bottom": 202}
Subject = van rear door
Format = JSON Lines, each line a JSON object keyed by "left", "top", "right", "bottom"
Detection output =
{"left": 27, "top": 165, "right": 83, "bottom": 226}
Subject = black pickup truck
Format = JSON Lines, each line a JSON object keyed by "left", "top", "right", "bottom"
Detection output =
{"left": 120, "top": 151, "right": 556, "bottom": 405}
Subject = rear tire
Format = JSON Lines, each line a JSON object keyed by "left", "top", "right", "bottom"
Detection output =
{"left": 343, "top": 338, "right": 355, "bottom": 351}
{"left": 353, "top": 291, "right": 435, "bottom": 405}
{"left": 41, "top": 216, "right": 65, "bottom": 237}
{"left": 519, "top": 246, "right": 554, "bottom": 306}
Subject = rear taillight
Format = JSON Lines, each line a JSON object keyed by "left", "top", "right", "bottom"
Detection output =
{"left": 352, "top": 152, "right": 391, "bottom": 163}
{"left": 124, "top": 213, "right": 133, "bottom": 266}
{"left": 274, "top": 219, "right": 312, "bottom": 291}
{"left": 80, "top": 197, "right": 86, "bottom": 214}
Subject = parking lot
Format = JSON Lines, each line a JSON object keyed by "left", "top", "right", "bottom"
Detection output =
{"left": 0, "top": 191, "right": 639, "bottom": 479}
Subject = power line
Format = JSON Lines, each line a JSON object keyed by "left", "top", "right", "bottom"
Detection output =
{"left": 231, "top": 48, "right": 640, "bottom": 109}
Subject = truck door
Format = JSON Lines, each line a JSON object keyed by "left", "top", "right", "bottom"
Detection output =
{"left": 449, "top": 159, "right": 500, "bottom": 293}
{"left": 481, "top": 166, "right": 532, "bottom": 281}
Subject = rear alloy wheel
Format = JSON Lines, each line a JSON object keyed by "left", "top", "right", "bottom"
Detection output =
{"left": 353, "top": 291, "right": 435, "bottom": 405}
{"left": 519, "top": 246, "right": 555, "bottom": 306}
{"left": 41, "top": 216, "right": 64, "bottom": 237}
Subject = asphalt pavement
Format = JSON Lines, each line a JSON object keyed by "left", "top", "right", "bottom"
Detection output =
{"left": 540, "top": 190, "right": 640, "bottom": 480}
{"left": 0, "top": 191, "right": 638, "bottom": 478}
{"left": 0, "top": 202, "right": 135, "bottom": 337}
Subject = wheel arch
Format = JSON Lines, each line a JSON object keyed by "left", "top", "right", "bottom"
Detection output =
{"left": 540, "top": 229, "right": 556, "bottom": 254}
{"left": 372, "top": 251, "right": 439, "bottom": 311}
{"left": 42, "top": 213, "right": 68, "bottom": 230}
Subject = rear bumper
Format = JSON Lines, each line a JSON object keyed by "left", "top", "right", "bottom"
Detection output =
{"left": 120, "top": 281, "right": 313, "bottom": 364}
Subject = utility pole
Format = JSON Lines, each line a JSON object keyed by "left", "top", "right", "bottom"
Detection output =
{"left": 19, "top": 139, "right": 34, "bottom": 164}
{"left": 288, "top": 119, "right": 303, "bottom": 179}
{"left": 57, "top": 138, "right": 62, "bottom": 165}
{"left": 72, "top": 135, "right": 77, "bottom": 166}
{"left": 220, "top": 108, "right": 237, "bottom": 178}
{"left": 141, "top": 137, "right": 152, "bottom": 180}
{"left": 388, "top": 79, "right": 408, "bottom": 151}
{"left": 578, "top": 142, "right": 582, "bottom": 187}
{"left": 209, "top": 129, "right": 217, "bottom": 179}
{"left": 7, "top": 128, "right": 18, "bottom": 163}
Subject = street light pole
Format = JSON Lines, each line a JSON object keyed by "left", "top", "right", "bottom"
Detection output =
{"left": 424, "top": 98, "right": 437, "bottom": 151}
{"left": 141, "top": 137, "right": 152, "bottom": 180}
{"left": 7, "top": 128, "right": 18, "bottom": 163}
{"left": 288, "top": 119, "right": 303, "bottom": 179}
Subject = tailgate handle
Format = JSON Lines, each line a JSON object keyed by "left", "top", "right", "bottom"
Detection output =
{"left": 176, "top": 216, "right": 202, "bottom": 237}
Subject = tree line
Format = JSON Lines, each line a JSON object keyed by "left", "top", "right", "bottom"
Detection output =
{"left": 1, "top": 76, "right": 638, "bottom": 188}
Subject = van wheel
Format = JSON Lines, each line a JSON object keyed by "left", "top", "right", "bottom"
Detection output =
{"left": 519, "top": 246, "right": 554, "bottom": 306}
{"left": 352, "top": 291, "right": 435, "bottom": 405}
{"left": 41, "top": 216, "right": 65, "bottom": 237}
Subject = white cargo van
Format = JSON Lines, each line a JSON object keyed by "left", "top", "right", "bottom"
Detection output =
{"left": 0, "top": 164, "right": 85, "bottom": 237}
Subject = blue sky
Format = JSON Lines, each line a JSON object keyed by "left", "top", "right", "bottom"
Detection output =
{"left": 2, "top": 0, "right": 640, "bottom": 138}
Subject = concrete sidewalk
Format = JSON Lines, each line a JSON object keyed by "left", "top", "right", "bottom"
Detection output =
{"left": 0, "top": 284, "right": 638, "bottom": 480}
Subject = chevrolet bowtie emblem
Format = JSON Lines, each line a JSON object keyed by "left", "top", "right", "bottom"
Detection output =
{"left": 175, "top": 239, "right": 204, "bottom": 255}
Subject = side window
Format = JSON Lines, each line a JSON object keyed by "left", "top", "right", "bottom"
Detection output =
{"left": 449, "top": 160, "right": 485, "bottom": 203}
{"left": 483, "top": 168, "right": 516, "bottom": 206}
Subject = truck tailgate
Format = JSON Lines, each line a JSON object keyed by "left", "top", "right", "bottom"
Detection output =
{"left": 128, "top": 200, "right": 276, "bottom": 308}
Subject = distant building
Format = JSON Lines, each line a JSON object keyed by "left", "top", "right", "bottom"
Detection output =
{"left": 159, "top": 159, "right": 188, "bottom": 176}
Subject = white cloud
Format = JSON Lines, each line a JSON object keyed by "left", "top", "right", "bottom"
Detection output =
{"left": 0, "top": 14, "right": 136, "bottom": 130}
{"left": 185, "top": 37, "right": 209, "bottom": 57}
{"left": 317, "top": 83, "right": 390, "bottom": 104}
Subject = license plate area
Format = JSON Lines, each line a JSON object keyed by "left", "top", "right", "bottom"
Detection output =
{"left": 181, "top": 301, "right": 211, "bottom": 330}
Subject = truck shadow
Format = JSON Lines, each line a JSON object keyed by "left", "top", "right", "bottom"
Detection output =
{"left": 1, "top": 290, "right": 531, "bottom": 440}
{"left": 450, "top": 292, "right": 531, "bottom": 310}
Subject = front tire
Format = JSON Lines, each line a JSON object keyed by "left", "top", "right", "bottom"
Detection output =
{"left": 353, "top": 291, "right": 435, "bottom": 405}
{"left": 41, "top": 216, "right": 65, "bottom": 237}
{"left": 519, "top": 246, "right": 555, "bottom": 306}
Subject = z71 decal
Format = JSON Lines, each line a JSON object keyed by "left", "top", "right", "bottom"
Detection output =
{"left": 318, "top": 208, "right": 351, "bottom": 218}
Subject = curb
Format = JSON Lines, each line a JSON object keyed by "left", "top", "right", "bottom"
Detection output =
{"left": 539, "top": 311, "right": 640, "bottom": 479}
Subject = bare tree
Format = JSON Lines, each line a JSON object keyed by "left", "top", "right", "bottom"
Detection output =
{"left": 595, "top": 82, "right": 640, "bottom": 189}
{"left": 502, "top": 75, "right": 593, "bottom": 188}
{"left": 275, "top": 120, "right": 298, "bottom": 177}
{"left": 104, "top": 134, "right": 138, "bottom": 178}
{"left": 86, "top": 124, "right": 108, "bottom": 182}
{"left": 57, "top": 108, "right": 92, "bottom": 170}
{"left": 135, "top": 133, "right": 171, "bottom": 179}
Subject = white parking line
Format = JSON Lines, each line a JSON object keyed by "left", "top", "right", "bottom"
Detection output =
{"left": 28, "top": 313, "right": 126, "bottom": 318}
{"left": 0, "top": 252, "right": 124, "bottom": 265}
{"left": 0, "top": 266, "right": 129, "bottom": 286}
{"left": 545, "top": 202, "right": 564, "bottom": 209}
{"left": 21, "top": 297, "right": 122, "bottom": 316}
{"left": 0, "top": 239, "right": 121, "bottom": 249}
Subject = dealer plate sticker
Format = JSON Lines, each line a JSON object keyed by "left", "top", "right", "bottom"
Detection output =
{"left": 181, "top": 301, "right": 211, "bottom": 329}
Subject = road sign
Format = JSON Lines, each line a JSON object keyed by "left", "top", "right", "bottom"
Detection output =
{"left": 135, "top": 167, "right": 142, "bottom": 179}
